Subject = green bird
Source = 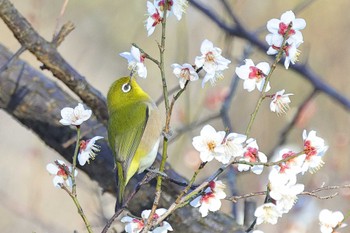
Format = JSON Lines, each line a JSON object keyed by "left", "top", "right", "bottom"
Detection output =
{"left": 107, "top": 76, "right": 162, "bottom": 209}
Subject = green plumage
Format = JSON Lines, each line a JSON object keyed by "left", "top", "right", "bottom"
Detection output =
{"left": 107, "top": 77, "right": 162, "bottom": 209}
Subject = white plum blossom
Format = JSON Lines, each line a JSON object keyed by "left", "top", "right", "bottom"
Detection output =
{"left": 270, "top": 89, "right": 294, "bottom": 115}
{"left": 121, "top": 216, "right": 144, "bottom": 233}
{"left": 145, "top": 0, "right": 187, "bottom": 35}
{"left": 266, "top": 11, "right": 306, "bottom": 69}
{"left": 319, "top": 209, "right": 346, "bottom": 233}
{"left": 266, "top": 39, "right": 301, "bottom": 69}
{"left": 46, "top": 160, "right": 77, "bottom": 188}
{"left": 274, "top": 183, "right": 304, "bottom": 214}
{"left": 215, "top": 132, "right": 247, "bottom": 163}
{"left": 266, "top": 10, "right": 306, "bottom": 45}
{"left": 283, "top": 42, "right": 301, "bottom": 69}
{"left": 237, "top": 139, "right": 267, "bottom": 175}
{"left": 255, "top": 203, "right": 282, "bottom": 225}
{"left": 235, "top": 59, "right": 271, "bottom": 92}
{"left": 120, "top": 46, "right": 147, "bottom": 78}
{"left": 268, "top": 174, "right": 304, "bottom": 213}
{"left": 192, "top": 124, "right": 226, "bottom": 163}
{"left": 301, "top": 130, "right": 328, "bottom": 174}
{"left": 195, "top": 39, "right": 231, "bottom": 87}
{"left": 59, "top": 103, "right": 92, "bottom": 126}
{"left": 146, "top": 1, "right": 164, "bottom": 36}
{"left": 202, "top": 70, "right": 225, "bottom": 87}
{"left": 268, "top": 168, "right": 297, "bottom": 190}
{"left": 269, "top": 148, "right": 306, "bottom": 186}
{"left": 168, "top": 0, "right": 188, "bottom": 20}
{"left": 272, "top": 148, "right": 305, "bottom": 182}
{"left": 190, "top": 192, "right": 222, "bottom": 217}
{"left": 121, "top": 208, "right": 173, "bottom": 233}
{"left": 190, "top": 180, "right": 226, "bottom": 217}
{"left": 171, "top": 63, "right": 199, "bottom": 89}
{"left": 78, "top": 136, "right": 104, "bottom": 166}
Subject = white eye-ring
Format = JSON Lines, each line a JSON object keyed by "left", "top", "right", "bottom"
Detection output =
{"left": 122, "top": 83, "right": 131, "bottom": 93}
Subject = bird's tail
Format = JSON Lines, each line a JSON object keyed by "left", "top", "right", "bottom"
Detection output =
{"left": 116, "top": 162, "right": 125, "bottom": 211}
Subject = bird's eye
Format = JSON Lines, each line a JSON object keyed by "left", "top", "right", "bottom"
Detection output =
{"left": 122, "top": 83, "right": 131, "bottom": 93}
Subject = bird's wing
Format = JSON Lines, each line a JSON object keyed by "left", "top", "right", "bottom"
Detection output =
{"left": 112, "top": 101, "right": 149, "bottom": 179}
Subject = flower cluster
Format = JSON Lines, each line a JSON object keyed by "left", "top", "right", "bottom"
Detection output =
{"left": 121, "top": 208, "right": 173, "bottom": 233}
{"left": 235, "top": 10, "right": 306, "bottom": 116}
{"left": 191, "top": 123, "right": 328, "bottom": 225}
{"left": 192, "top": 124, "right": 246, "bottom": 164}
{"left": 192, "top": 124, "right": 270, "bottom": 174}
{"left": 120, "top": 1, "right": 189, "bottom": 79}
{"left": 254, "top": 130, "right": 328, "bottom": 225}
{"left": 170, "top": 39, "right": 231, "bottom": 89}
{"left": 266, "top": 10, "right": 306, "bottom": 69}
{"left": 47, "top": 104, "right": 103, "bottom": 188}
{"left": 190, "top": 180, "right": 226, "bottom": 217}
{"left": 123, "top": 3, "right": 233, "bottom": 89}
{"left": 146, "top": 0, "right": 188, "bottom": 36}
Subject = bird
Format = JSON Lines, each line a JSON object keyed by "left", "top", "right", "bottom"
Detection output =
{"left": 107, "top": 76, "right": 162, "bottom": 209}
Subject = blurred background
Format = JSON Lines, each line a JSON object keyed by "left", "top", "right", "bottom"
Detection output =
{"left": 0, "top": 0, "right": 349, "bottom": 232}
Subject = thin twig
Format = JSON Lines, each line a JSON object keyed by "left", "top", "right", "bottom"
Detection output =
{"left": 101, "top": 207, "right": 125, "bottom": 233}
{"left": 53, "top": 0, "right": 70, "bottom": 38}
{"left": 52, "top": 21, "right": 75, "bottom": 47}
{"left": 71, "top": 126, "right": 81, "bottom": 196}
{"left": 0, "top": 46, "right": 26, "bottom": 73}
{"left": 226, "top": 184, "right": 350, "bottom": 202}
{"left": 245, "top": 22, "right": 293, "bottom": 138}
{"left": 70, "top": 127, "right": 94, "bottom": 233}
{"left": 175, "top": 162, "right": 207, "bottom": 204}
{"left": 132, "top": 43, "right": 160, "bottom": 67}
{"left": 227, "top": 191, "right": 267, "bottom": 202}
{"left": 155, "top": 84, "right": 180, "bottom": 106}
{"left": 142, "top": 2, "right": 171, "bottom": 232}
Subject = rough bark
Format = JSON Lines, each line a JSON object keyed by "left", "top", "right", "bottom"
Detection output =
{"left": 0, "top": 0, "right": 109, "bottom": 125}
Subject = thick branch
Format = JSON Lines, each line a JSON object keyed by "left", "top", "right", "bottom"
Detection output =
{"left": 0, "top": 43, "right": 242, "bottom": 233}
{"left": 0, "top": 0, "right": 108, "bottom": 125}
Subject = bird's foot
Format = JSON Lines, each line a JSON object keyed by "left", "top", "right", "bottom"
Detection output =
{"left": 146, "top": 168, "right": 168, "bottom": 178}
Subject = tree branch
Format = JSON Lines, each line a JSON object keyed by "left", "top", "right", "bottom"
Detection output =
{"left": 0, "top": 0, "right": 108, "bottom": 125}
